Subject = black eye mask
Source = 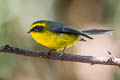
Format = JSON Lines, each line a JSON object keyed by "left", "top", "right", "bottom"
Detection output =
{"left": 31, "top": 26, "right": 44, "bottom": 32}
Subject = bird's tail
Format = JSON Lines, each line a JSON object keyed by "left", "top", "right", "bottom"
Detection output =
{"left": 80, "top": 29, "right": 115, "bottom": 35}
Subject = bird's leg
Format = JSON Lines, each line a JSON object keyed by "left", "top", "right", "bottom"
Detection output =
{"left": 45, "top": 49, "right": 56, "bottom": 58}
{"left": 60, "top": 47, "right": 66, "bottom": 60}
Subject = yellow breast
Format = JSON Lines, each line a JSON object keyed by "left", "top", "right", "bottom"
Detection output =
{"left": 31, "top": 31, "right": 80, "bottom": 50}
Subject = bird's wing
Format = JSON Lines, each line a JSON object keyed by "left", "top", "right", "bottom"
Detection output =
{"left": 49, "top": 25, "right": 93, "bottom": 39}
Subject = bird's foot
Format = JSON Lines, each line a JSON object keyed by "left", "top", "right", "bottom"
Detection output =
{"left": 45, "top": 49, "right": 55, "bottom": 58}
{"left": 59, "top": 47, "right": 66, "bottom": 61}
{"left": 59, "top": 52, "right": 65, "bottom": 61}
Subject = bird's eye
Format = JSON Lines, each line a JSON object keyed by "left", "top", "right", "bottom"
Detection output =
{"left": 32, "top": 26, "right": 44, "bottom": 32}
{"left": 35, "top": 26, "right": 40, "bottom": 29}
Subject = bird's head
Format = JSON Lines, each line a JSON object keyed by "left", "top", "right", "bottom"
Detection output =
{"left": 27, "top": 20, "right": 49, "bottom": 33}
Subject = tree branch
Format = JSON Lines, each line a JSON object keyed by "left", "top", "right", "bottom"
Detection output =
{"left": 0, "top": 45, "right": 120, "bottom": 67}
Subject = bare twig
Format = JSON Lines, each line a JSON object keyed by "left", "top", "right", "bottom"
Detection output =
{"left": 0, "top": 45, "right": 120, "bottom": 67}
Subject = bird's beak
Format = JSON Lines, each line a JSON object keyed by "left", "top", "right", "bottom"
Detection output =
{"left": 27, "top": 30, "right": 32, "bottom": 33}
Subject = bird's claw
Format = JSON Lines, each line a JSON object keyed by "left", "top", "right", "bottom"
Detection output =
{"left": 45, "top": 49, "right": 56, "bottom": 58}
{"left": 59, "top": 53, "right": 65, "bottom": 61}
{"left": 45, "top": 52, "right": 49, "bottom": 58}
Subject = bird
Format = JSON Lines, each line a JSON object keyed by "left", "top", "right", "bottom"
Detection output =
{"left": 27, "top": 20, "right": 115, "bottom": 58}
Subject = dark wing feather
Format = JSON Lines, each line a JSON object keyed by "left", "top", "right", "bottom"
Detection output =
{"left": 48, "top": 24, "right": 93, "bottom": 39}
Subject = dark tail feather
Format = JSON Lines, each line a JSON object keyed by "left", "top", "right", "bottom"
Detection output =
{"left": 80, "top": 32, "right": 93, "bottom": 39}
{"left": 80, "top": 29, "right": 115, "bottom": 35}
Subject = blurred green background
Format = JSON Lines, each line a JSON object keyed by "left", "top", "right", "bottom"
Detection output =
{"left": 0, "top": 0, "right": 120, "bottom": 80}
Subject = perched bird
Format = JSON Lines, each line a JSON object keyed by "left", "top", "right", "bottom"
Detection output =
{"left": 27, "top": 20, "right": 115, "bottom": 57}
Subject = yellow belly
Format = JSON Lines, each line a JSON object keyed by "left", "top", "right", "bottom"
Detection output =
{"left": 31, "top": 31, "right": 80, "bottom": 50}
